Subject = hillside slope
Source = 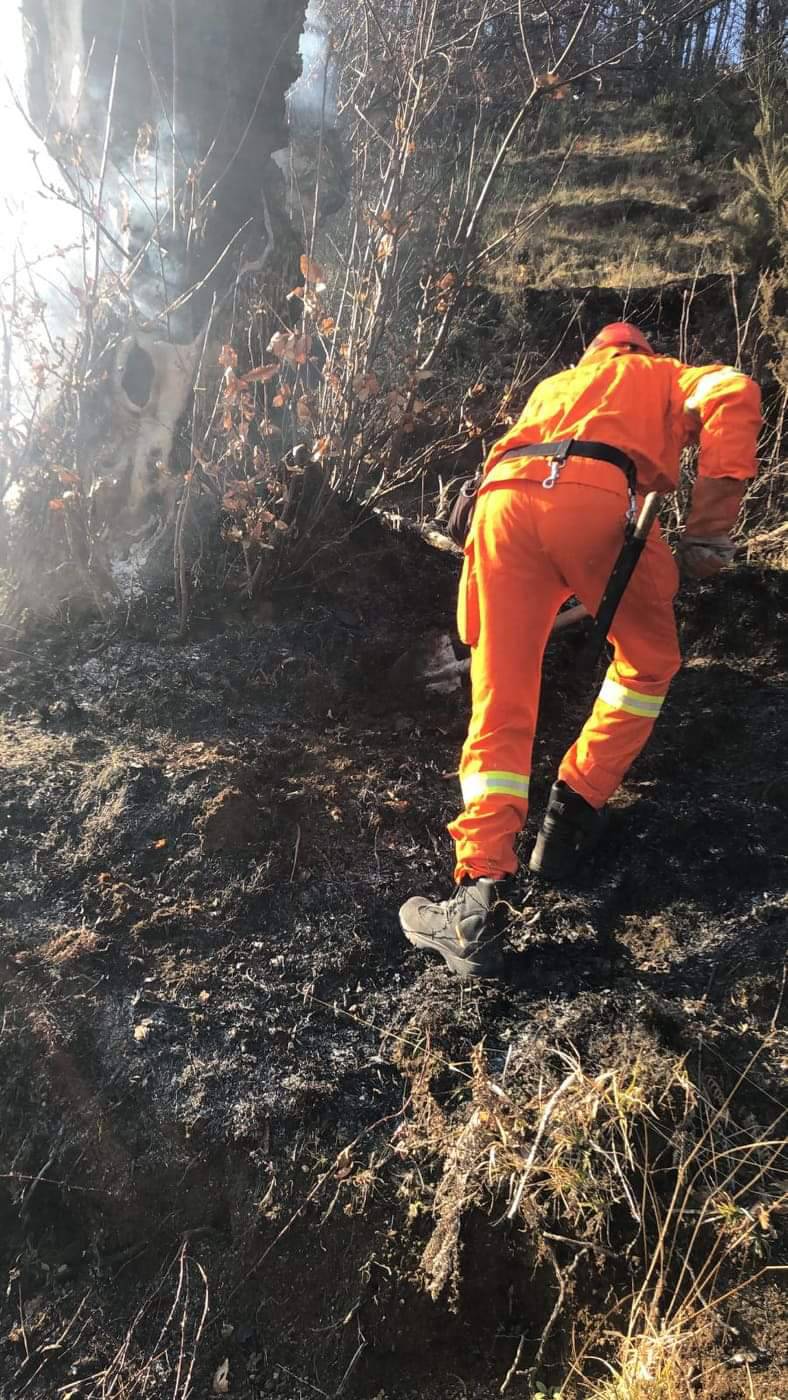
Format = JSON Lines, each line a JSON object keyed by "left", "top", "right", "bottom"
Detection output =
{"left": 1, "top": 74, "right": 787, "bottom": 1400}
{"left": 1, "top": 525, "right": 786, "bottom": 1398}
{"left": 486, "top": 95, "right": 751, "bottom": 292}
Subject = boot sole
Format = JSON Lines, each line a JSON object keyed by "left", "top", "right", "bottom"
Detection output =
{"left": 402, "top": 927, "right": 504, "bottom": 981}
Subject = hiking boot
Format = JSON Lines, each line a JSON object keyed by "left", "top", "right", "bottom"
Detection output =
{"left": 529, "top": 780, "right": 609, "bottom": 882}
{"left": 398, "top": 877, "right": 509, "bottom": 980}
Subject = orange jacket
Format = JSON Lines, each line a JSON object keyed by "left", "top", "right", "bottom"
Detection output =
{"left": 482, "top": 346, "right": 762, "bottom": 536}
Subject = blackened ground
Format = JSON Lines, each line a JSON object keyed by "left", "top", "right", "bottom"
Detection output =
{"left": 0, "top": 528, "right": 786, "bottom": 1399}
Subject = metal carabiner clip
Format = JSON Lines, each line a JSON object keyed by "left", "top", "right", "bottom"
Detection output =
{"left": 542, "top": 456, "right": 562, "bottom": 490}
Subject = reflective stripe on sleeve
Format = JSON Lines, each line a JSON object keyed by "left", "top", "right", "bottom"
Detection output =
{"left": 599, "top": 678, "right": 666, "bottom": 719}
{"left": 685, "top": 367, "right": 744, "bottom": 412}
{"left": 461, "top": 770, "right": 531, "bottom": 805}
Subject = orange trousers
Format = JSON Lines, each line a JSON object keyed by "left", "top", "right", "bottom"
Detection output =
{"left": 448, "top": 473, "right": 681, "bottom": 880}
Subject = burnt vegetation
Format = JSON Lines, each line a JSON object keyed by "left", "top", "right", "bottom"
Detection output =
{"left": 0, "top": 1, "right": 786, "bottom": 1397}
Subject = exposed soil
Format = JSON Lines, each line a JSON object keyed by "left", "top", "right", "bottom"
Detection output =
{"left": 0, "top": 522, "right": 786, "bottom": 1399}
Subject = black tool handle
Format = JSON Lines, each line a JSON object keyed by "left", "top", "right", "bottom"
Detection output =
{"left": 582, "top": 492, "right": 661, "bottom": 668}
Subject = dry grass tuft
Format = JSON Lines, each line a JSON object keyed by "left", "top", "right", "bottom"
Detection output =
{"left": 394, "top": 1023, "right": 788, "bottom": 1391}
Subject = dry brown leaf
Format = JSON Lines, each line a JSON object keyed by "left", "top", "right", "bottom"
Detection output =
{"left": 289, "top": 334, "right": 312, "bottom": 366}
{"left": 300, "top": 254, "right": 327, "bottom": 290}
{"left": 267, "top": 331, "right": 290, "bottom": 359}
{"left": 335, "top": 1146, "right": 353, "bottom": 1179}
{"left": 223, "top": 370, "right": 241, "bottom": 402}
{"left": 352, "top": 372, "right": 380, "bottom": 403}
{"left": 313, "top": 436, "right": 331, "bottom": 459}
{"left": 536, "top": 71, "right": 569, "bottom": 99}
{"left": 241, "top": 365, "right": 279, "bottom": 385}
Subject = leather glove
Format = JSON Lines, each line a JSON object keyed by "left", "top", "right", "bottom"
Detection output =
{"left": 677, "top": 534, "right": 736, "bottom": 580}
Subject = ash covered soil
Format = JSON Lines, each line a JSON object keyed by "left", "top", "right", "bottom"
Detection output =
{"left": 0, "top": 523, "right": 786, "bottom": 1399}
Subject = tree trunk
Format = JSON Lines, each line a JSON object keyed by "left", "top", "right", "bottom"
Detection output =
{"left": 744, "top": 0, "right": 760, "bottom": 57}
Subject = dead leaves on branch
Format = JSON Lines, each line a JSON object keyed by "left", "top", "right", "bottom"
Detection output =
{"left": 221, "top": 476, "right": 290, "bottom": 550}
{"left": 48, "top": 467, "right": 84, "bottom": 512}
{"left": 299, "top": 254, "right": 327, "bottom": 292}
{"left": 352, "top": 372, "right": 380, "bottom": 404}
{"left": 289, "top": 258, "right": 337, "bottom": 326}
{"left": 313, "top": 434, "right": 343, "bottom": 461}
{"left": 209, "top": 235, "right": 451, "bottom": 565}
{"left": 535, "top": 71, "right": 570, "bottom": 99}
{"left": 367, "top": 207, "right": 411, "bottom": 239}
{"left": 267, "top": 331, "right": 312, "bottom": 367}
{"left": 241, "top": 364, "right": 280, "bottom": 386}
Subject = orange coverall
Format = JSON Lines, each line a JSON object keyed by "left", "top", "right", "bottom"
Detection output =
{"left": 449, "top": 346, "right": 762, "bottom": 880}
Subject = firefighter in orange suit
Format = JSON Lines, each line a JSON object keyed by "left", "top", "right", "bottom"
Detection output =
{"left": 400, "top": 323, "right": 762, "bottom": 979}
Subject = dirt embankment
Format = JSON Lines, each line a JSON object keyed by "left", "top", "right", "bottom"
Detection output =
{"left": 0, "top": 527, "right": 786, "bottom": 1398}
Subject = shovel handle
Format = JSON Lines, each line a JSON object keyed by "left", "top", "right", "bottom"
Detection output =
{"left": 582, "top": 490, "right": 662, "bottom": 667}
{"left": 553, "top": 493, "right": 662, "bottom": 641}
{"left": 633, "top": 490, "right": 661, "bottom": 541}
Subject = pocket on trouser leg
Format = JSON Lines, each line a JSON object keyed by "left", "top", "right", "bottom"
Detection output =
{"left": 457, "top": 541, "right": 480, "bottom": 647}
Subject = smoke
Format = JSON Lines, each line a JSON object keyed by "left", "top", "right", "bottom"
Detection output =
{"left": 287, "top": 0, "right": 337, "bottom": 132}
{"left": 0, "top": 6, "right": 200, "bottom": 400}
{"left": 0, "top": 9, "right": 83, "bottom": 314}
{"left": 0, "top": 7, "right": 86, "bottom": 483}
{"left": 0, "top": 0, "right": 328, "bottom": 464}
{"left": 108, "top": 110, "right": 201, "bottom": 336}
